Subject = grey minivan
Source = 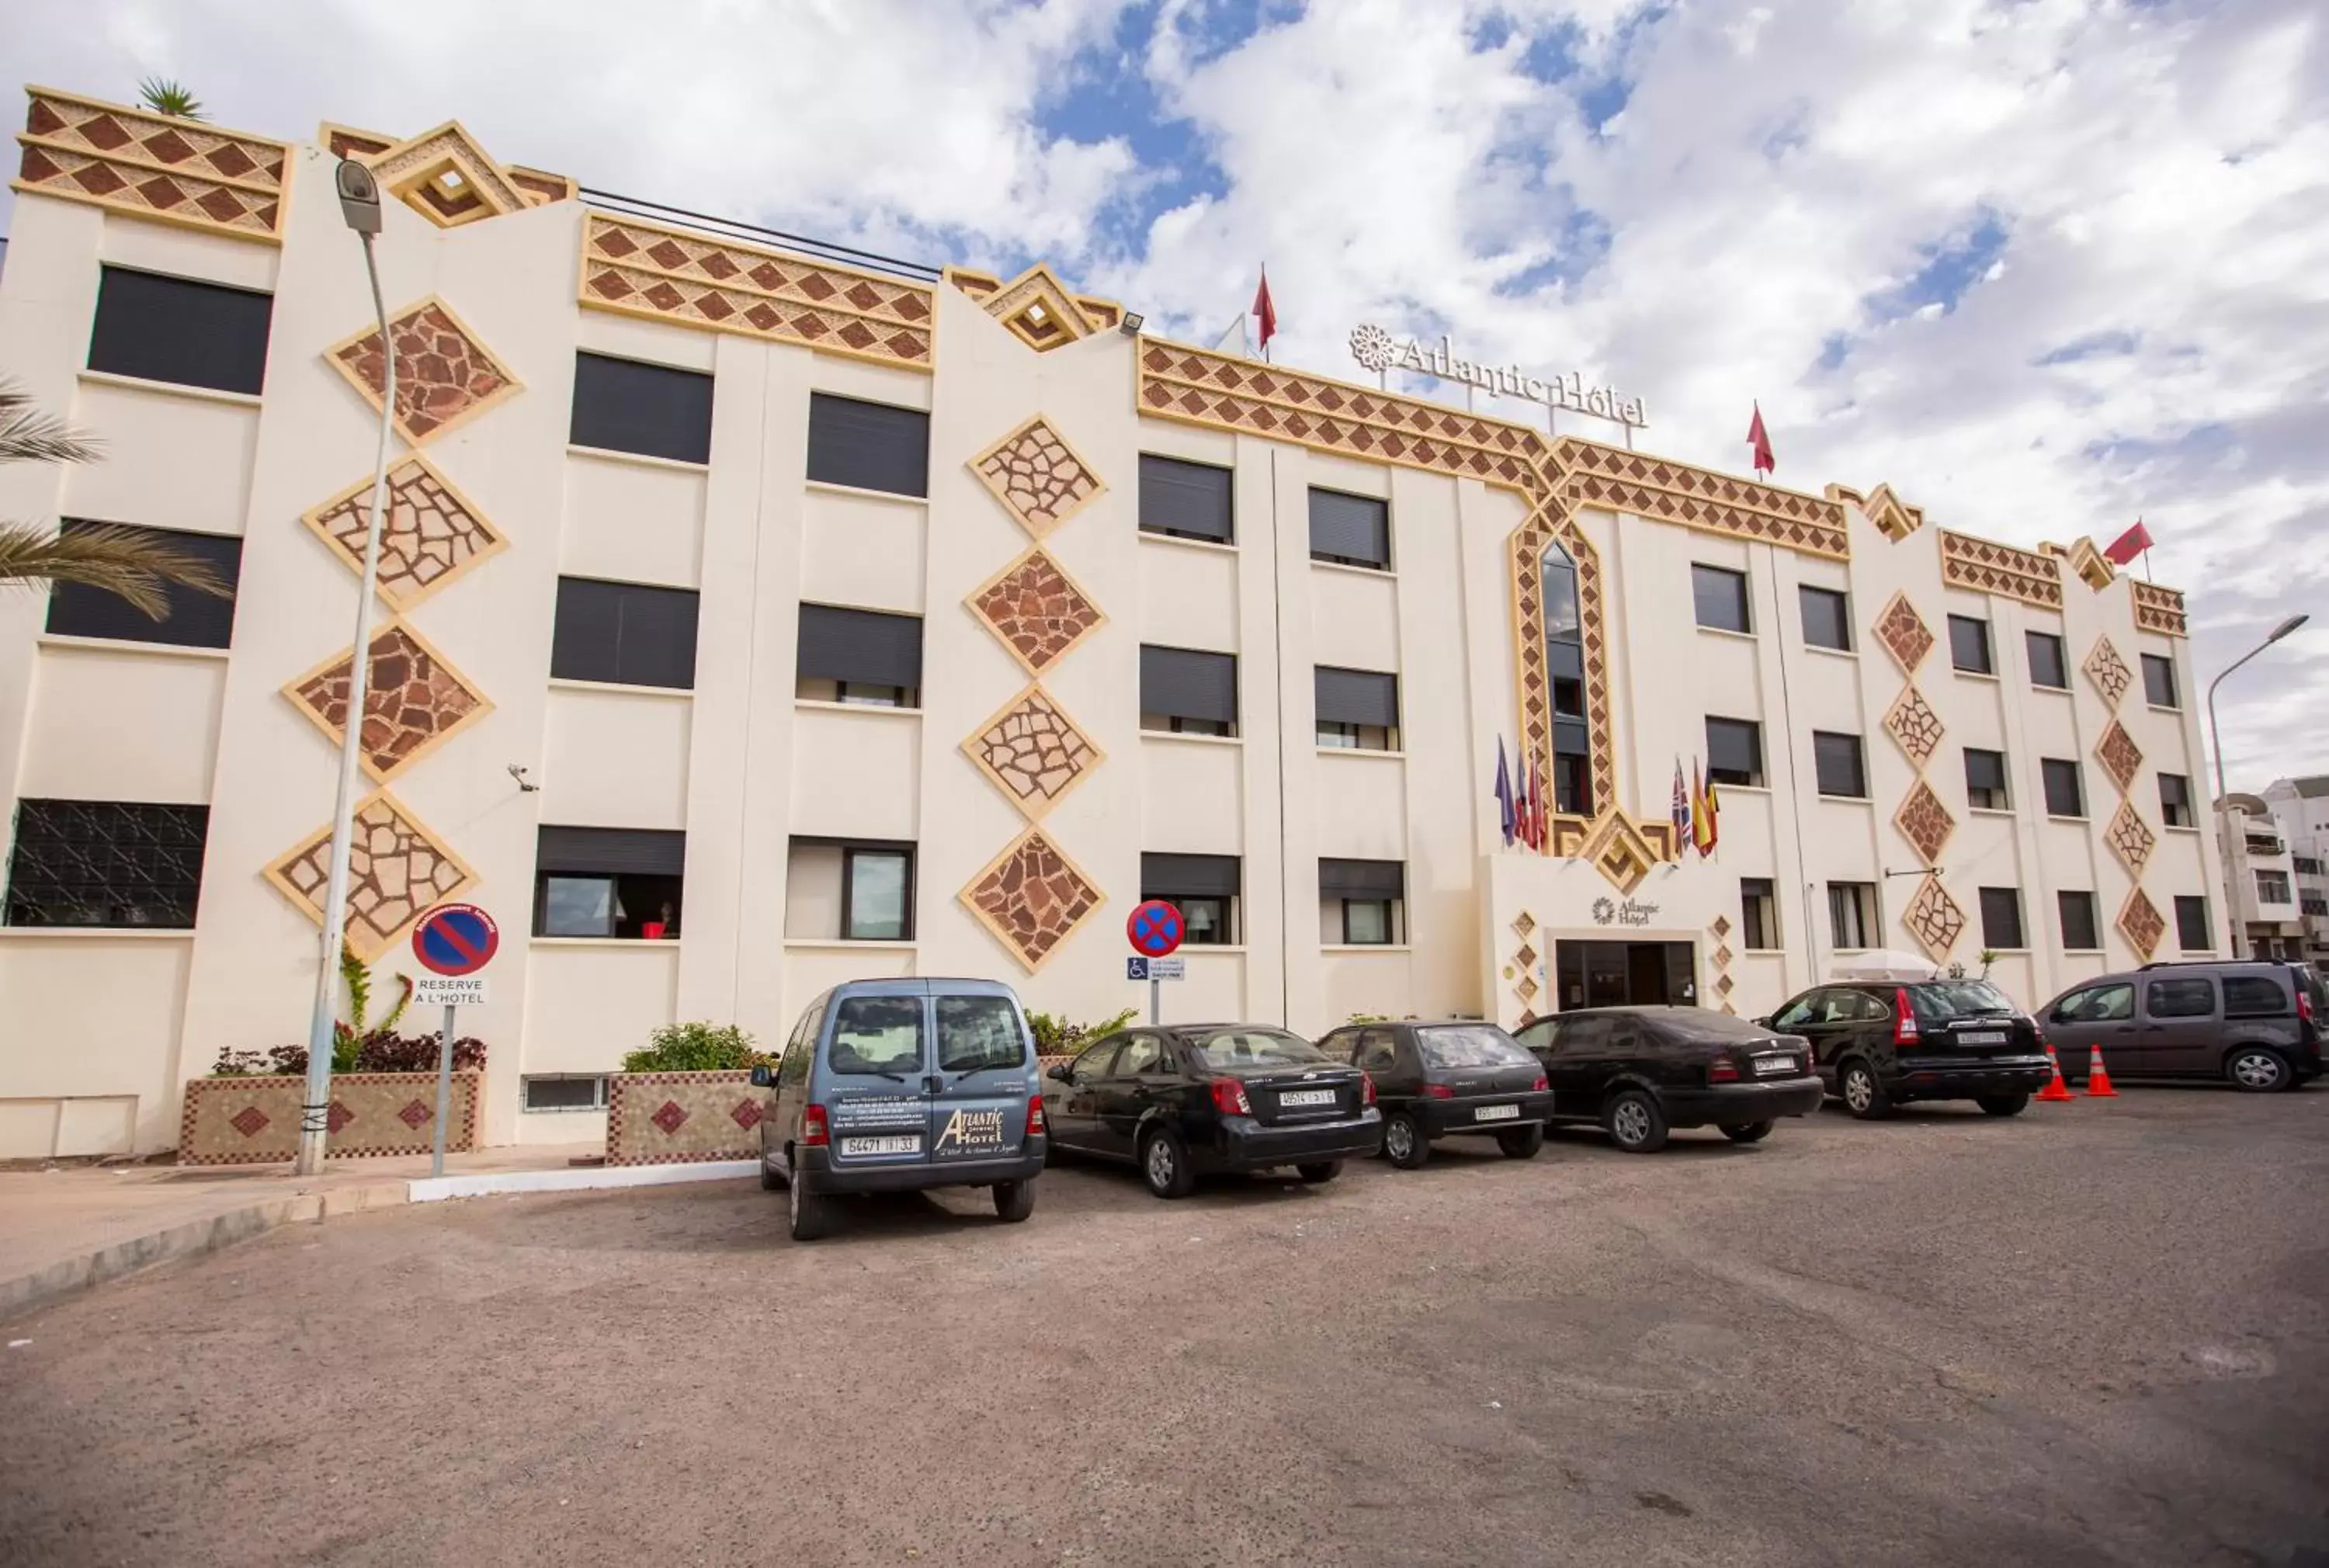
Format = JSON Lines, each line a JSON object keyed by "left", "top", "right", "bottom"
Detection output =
{"left": 751, "top": 978, "right": 1046, "bottom": 1240}
{"left": 2042, "top": 960, "right": 2325, "bottom": 1092}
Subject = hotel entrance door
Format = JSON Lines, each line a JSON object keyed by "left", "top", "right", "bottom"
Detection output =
{"left": 1553, "top": 941, "right": 1698, "bottom": 1011}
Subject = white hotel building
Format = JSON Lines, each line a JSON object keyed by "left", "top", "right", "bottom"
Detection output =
{"left": 0, "top": 88, "right": 2227, "bottom": 1157}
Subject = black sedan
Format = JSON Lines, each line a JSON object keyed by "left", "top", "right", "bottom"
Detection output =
{"left": 1316, "top": 1019, "right": 1552, "bottom": 1167}
{"left": 1511, "top": 1006, "right": 1821, "bottom": 1153}
{"left": 1043, "top": 1023, "right": 1382, "bottom": 1198}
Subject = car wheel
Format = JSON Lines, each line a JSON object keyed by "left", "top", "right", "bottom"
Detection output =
{"left": 1296, "top": 1161, "right": 1342, "bottom": 1184}
{"left": 788, "top": 1167, "right": 831, "bottom": 1242}
{"left": 1603, "top": 1089, "right": 1668, "bottom": 1153}
{"left": 1977, "top": 1093, "right": 2030, "bottom": 1117}
{"left": 1840, "top": 1060, "right": 1892, "bottom": 1120}
{"left": 2227, "top": 1046, "right": 2292, "bottom": 1093}
{"left": 1140, "top": 1128, "right": 1196, "bottom": 1199}
{"left": 992, "top": 1179, "right": 1036, "bottom": 1223}
{"left": 1720, "top": 1120, "right": 1774, "bottom": 1143}
{"left": 1496, "top": 1124, "right": 1546, "bottom": 1159}
{"left": 1382, "top": 1111, "right": 1430, "bottom": 1170}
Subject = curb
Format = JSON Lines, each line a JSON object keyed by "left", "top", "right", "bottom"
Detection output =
{"left": 408, "top": 1160, "right": 760, "bottom": 1202}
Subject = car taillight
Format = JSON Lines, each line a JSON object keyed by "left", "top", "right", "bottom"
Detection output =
{"left": 800, "top": 1104, "right": 830, "bottom": 1147}
{"left": 1893, "top": 987, "right": 1921, "bottom": 1046}
{"left": 1025, "top": 1094, "right": 1046, "bottom": 1136}
{"left": 1709, "top": 1058, "right": 1741, "bottom": 1084}
{"left": 1362, "top": 1072, "right": 1377, "bottom": 1107}
{"left": 1421, "top": 1083, "right": 1455, "bottom": 1099}
{"left": 1210, "top": 1078, "right": 1251, "bottom": 1115}
{"left": 1532, "top": 1074, "right": 1549, "bottom": 1092}
{"left": 2300, "top": 989, "right": 2316, "bottom": 1025}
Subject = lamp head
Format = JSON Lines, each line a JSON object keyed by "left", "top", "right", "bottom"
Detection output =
{"left": 335, "top": 158, "right": 383, "bottom": 234}
{"left": 2268, "top": 613, "right": 2309, "bottom": 644}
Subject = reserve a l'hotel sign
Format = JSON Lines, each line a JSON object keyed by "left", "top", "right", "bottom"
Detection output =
{"left": 1348, "top": 324, "right": 1648, "bottom": 430}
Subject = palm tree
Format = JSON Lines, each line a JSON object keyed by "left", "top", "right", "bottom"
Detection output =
{"left": 0, "top": 380, "right": 228, "bottom": 617}
{"left": 136, "top": 78, "right": 205, "bottom": 120}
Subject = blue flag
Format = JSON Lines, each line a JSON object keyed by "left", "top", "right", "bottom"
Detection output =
{"left": 1494, "top": 737, "right": 1517, "bottom": 846}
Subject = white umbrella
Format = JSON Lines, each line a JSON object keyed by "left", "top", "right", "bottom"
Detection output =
{"left": 1827, "top": 949, "right": 1942, "bottom": 982}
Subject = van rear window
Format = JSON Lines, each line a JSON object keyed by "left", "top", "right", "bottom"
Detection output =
{"left": 828, "top": 996, "right": 923, "bottom": 1076}
{"left": 2223, "top": 976, "right": 2291, "bottom": 1018}
{"left": 936, "top": 995, "right": 1027, "bottom": 1072}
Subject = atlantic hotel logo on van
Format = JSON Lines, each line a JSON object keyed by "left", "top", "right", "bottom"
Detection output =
{"left": 1348, "top": 324, "right": 1648, "bottom": 429}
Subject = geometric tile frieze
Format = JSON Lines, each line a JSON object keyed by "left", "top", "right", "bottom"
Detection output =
{"left": 300, "top": 454, "right": 506, "bottom": 611}
{"left": 263, "top": 790, "right": 477, "bottom": 960}
{"left": 1902, "top": 876, "right": 1968, "bottom": 961}
{"left": 2105, "top": 800, "right": 2157, "bottom": 877}
{"left": 1558, "top": 441, "right": 1849, "bottom": 559}
{"left": 325, "top": 297, "right": 522, "bottom": 446}
{"left": 958, "top": 828, "right": 1103, "bottom": 973}
{"left": 2081, "top": 635, "right": 2133, "bottom": 709}
{"left": 967, "top": 546, "right": 1105, "bottom": 675}
{"left": 17, "top": 88, "right": 287, "bottom": 242}
{"left": 1874, "top": 591, "right": 1936, "bottom": 674}
{"left": 2129, "top": 581, "right": 2188, "bottom": 637}
{"left": 1939, "top": 529, "right": 2063, "bottom": 610}
{"left": 962, "top": 685, "right": 1104, "bottom": 820}
{"left": 1894, "top": 779, "right": 1956, "bottom": 866}
{"left": 2118, "top": 886, "right": 2168, "bottom": 960}
{"left": 969, "top": 415, "right": 1105, "bottom": 539}
{"left": 282, "top": 621, "right": 491, "bottom": 783}
{"left": 580, "top": 215, "right": 935, "bottom": 371}
{"left": 1883, "top": 683, "right": 1947, "bottom": 769}
{"left": 2095, "top": 719, "right": 2144, "bottom": 796}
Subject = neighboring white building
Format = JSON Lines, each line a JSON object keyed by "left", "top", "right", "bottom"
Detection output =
{"left": 0, "top": 88, "right": 2227, "bottom": 1157}
{"left": 2257, "top": 776, "right": 2329, "bottom": 965}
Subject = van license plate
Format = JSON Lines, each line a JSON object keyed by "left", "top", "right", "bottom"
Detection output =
{"left": 1279, "top": 1089, "right": 1336, "bottom": 1108}
{"left": 1753, "top": 1056, "right": 1796, "bottom": 1075}
{"left": 842, "top": 1136, "right": 921, "bottom": 1156}
{"left": 1959, "top": 1031, "right": 2008, "bottom": 1046}
{"left": 1473, "top": 1104, "right": 1521, "bottom": 1122}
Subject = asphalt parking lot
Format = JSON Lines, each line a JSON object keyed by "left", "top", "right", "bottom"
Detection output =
{"left": 2, "top": 1088, "right": 2325, "bottom": 1568}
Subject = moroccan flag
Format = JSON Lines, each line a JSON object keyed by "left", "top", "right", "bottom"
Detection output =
{"left": 1494, "top": 738, "right": 1516, "bottom": 847}
{"left": 1693, "top": 762, "right": 1719, "bottom": 855}
{"left": 2102, "top": 519, "right": 2153, "bottom": 566}
{"left": 1746, "top": 401, "right": 1774, "bottom": 477}
{"left": 1671, "top": 758, "right": 1693, "bottom": 853}
{"left": 1252, "top": 267, "right": 1277, "bottom": 356}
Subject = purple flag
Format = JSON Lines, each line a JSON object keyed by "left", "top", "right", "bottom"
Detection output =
{"left": 1494, "top": 737, "right": 1516, "bottom": 847}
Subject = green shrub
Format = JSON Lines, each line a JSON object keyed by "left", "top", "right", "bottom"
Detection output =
{"left": 1026, "top": 1007, "right": 1138, "bottom": 1056}
{"left": 623, "top": 1021, "right": 768, "bottom": 1074}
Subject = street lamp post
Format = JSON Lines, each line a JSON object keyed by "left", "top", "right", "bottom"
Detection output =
{"left": 295, "top": 161, "right": 393, "bottom": 1176}
{"left": 2206, "top": 612, "right": 2309, "bottom": 962}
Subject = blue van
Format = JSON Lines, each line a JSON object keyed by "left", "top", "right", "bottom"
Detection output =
{"left": 749, "top": 978, "right": 1046, "bottom": 1240}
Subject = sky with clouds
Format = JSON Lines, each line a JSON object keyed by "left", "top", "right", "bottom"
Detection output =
{"left": 3, "top": 0, "right": 2322, "bottom": 785}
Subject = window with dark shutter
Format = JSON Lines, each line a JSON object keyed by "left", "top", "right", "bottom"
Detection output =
{"left": 807, "top": 393, "right": 929, "bottom": 498}
{"left": 2140, "top": 653, "right": 2178, "bottom": 709}
{"left": 3, "top": 800, "right": 209, "bottom": 928}
{"left": 1319, "top": 859, "right": 1404, "bottom": 898}
{"left": 1314, "top": 668, "right": 1397, "bottom": 729}
{"left": 2057, "top": 890, "right": 2100, "bottom": 951}
{"left": 1812, "top": 731, "right": 1866, "bottom": 798}
{"left": 1692, "top": 565, "right": 1751, "bottom": 633}
{"left": 1140, "top": 854, "right": 1239, "bottom": 945}
{"left": 569, "top": 352, "right": 714, "bottom": 464}
{"left": 2026, "top": 631, "right": 2068, "bottom": 689}
{"left": 1140, "top": 646, "right": 1238, "bottom": 730}
{"left": 550, "top": 578, "right": 700, "bottom": 690}
{"left": 45, "top": 521, "right": 240, "bottom": 649}
{"left": 1741, "top": 878, "right": 1779, "bottom": 949}
{"left": 88, "top": 265, "right": 272, "bottom": 394}
{"left": 535, "top": 826, "right": 687, "bottom": 939}
{"left": 2041, "top": 758, "right": 2084, "bottom": 818}
{"left": 2173, "top": 894, "right": 2211, "bottom": 951}
{"left": 1963, "top": 748, "right": 2009, "bottom": 810}
{"left": 1139, "top": 455, "right": 1233, "bottom": 543}
{"left": 1706, "top": 716, "right": 1764, "bottom": 787}
{"left": 1978, "top": 886, "right": 2025, "bottom": 949}
{"left": 1948, "top": 615, "right": 1994, "bottom": 675}
{"left": 1799, "top": 585, "right": 1850, "bottom": 650}
{"left": 2158, "top": 772, "right": 2193, "bottom": 827}
{"left": 797, "top": 605, "right": 922, "bottom": 693}
{"left": 1309, "top": 488, "right": 1389, "bottom": 569}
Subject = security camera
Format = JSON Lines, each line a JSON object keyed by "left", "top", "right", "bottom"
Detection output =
{"left": 335, "top": 158, "right": 383, "bottom": 234}
{"left": 507, "top": 763, "right": 540, "bottom": 793}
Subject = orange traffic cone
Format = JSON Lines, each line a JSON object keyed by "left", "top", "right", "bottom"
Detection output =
{"left": 2037, "top": 1043, "right": 2076, "bottom": 1102}
{"left": 2083, "top": 1044, "right": 2118, "bottom": 1098}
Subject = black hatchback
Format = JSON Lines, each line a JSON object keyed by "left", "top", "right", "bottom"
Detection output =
{"left": 1042, "top": 1023, "right": 1382, "bottom": 1198}
{"left": 1512, "top": 1007, "right": 1822, "bottom": 1153}
{"left": 1315, "top": 1020, "right": 1552, "bottom": 1167}
{"left": 1761, "top": 979, "right": 2054, "bottom": 1119}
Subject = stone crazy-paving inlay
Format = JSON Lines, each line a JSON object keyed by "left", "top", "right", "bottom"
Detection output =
{"left": 326, "top": 297, "right": 521, "bottom": 445}
{"left": 2106, "top": 800, "right": 2157, "bottom": 877}
{"left": 1903, "top": 876, "right": 1968, "bottom": 961}
{"left": 300, "top": 454, "right": 505, "bottom": 611}
{"left": 963, "top": 685, "right": 1103, "bottom": 820}
{"left": 1874, "top": 591, "right": 1935, "bottom": 674}
{"left": 967, "top": 547, "right": 1105, "bottom": 675}
{"left": 283, "top": 622, "right": 490, "bottom": 783}
{"left": 969, "top": 415, "right": 1106, "bottom": 539}
{"left": 2095, "top": 719, "right": 2145, "bottom": 796}
{"left": 1883, "top": 685, "right": 1947, "bottom": 768}
{"left": 960, "top": 829, "right": 1102, "bottom": 972}
{"left": 1893, "top": 779, "right": 1957, "bottom": 866}
{"left": 265, "top": 791, "right": 475, "bottom": 959}
{"left": 2119, "top": 886, "right": 2167, "bottom": 960}
{"left": 2083, "top": 635, "right": 2133, "bottom": 709}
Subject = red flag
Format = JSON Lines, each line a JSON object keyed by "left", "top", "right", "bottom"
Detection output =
{"left": 1746, "top": 402, "right": 1774, "bottom": 477}
{"left": 2102, "top": 519, "right": 2153, "bottom": 566}
{"left": 1252, "top": 267, "right": 1277, "bottom": 357}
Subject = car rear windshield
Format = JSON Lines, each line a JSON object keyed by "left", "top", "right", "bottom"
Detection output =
{"left": 1911, "top": 981, "right": 2015, "bottom": 1021}
{"left": 935, "top": 994, "right": 1027, "bottom": 1072}
{"left": 1417, "top": 1025, "right": 1535, "bottom": 1070}
{"left": 1189, "top": 1029, "right": 1328, "bottom": 1070}
{"left": 827, "top": 995, "right": 924, "bottom": 1076}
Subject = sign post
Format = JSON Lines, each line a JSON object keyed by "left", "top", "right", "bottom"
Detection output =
{"left": 411, "top": 902, "right": 498, "bottom": 1177}
{"left": 1126, "top": 900, "right": 1185, "bottom": 1025}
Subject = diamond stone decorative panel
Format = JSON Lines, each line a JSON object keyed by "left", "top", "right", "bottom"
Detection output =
{"left": 1874, "top": 592, "right": 1935, "bottom": 674}
{"left": 959, "top": 829, "right": 1102, "bottom": 973}
{"left": 970, "top": 416, "right": 1105, "bottom": 539}
{"left": 967, "top": 546, "right": 1105, "bottom": 675}
{"left": 1903, "top": 876, "right": 1968, "bottom": 961}
{"left": 16, "top": 88, "right": 288, "bottom": 241}
{"left": 265, "top": 791, "right": 477, "bottom": 960}
{"left": 2082, "top": 636, "right": 2133, "bottom": 709}
{"left": 326, "top": 297, "right": 522, "bottom": 446}
{"left": 1833, "top": 482, "right": 1925, "bottom": 542}
{"left": 283, "top": 622, "right": 491, "bottom": 783}
{"left": 301, "top": 455, "right": 505, "bottom": 612}
{"left": 1580, "top": 811, "right": 1657, "bottom": 897}
{"left": 362, "top": 120, "right": 527, "bottom": 227}
{"left": 948, "top": 264, "right": 1123, "bottom": 352}
{"left": 1883, "top": 685, "right": 1947, "bottom": 768}
{"left": 580, "top": 215, "right": 934, "bottom": 370}
{"left": 2118, "top": 887, "right": 2167, "bottom": 959}
{"left": 1939, "top": 529, "right": 2063, "bottom": 609}
{"left": 2130, "top": 581, "right": 2188, "bottom": 637}
{"left": 2095, "top": 720, "right": 2144, "bottom": 796}
{"left": 2105, "top": 800, "right": 2157, "bottom": 877}
{"left": 963, "top": 685, "right": 1103, "bottom": 820}
{"left": 1894, "top": 779, "right": 1956, "bottom": 866}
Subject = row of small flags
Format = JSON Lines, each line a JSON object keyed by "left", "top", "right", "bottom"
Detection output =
{"left": 1671, "top": 758, "right": 1720, "bottom": 858}
{"left": 1492, "top": 738, "right": 1548, "bottom": 851}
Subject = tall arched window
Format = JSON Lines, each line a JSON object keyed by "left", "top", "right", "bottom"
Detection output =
{"left": 1539, "top": 539, "right": 1592, "bottom": 816}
